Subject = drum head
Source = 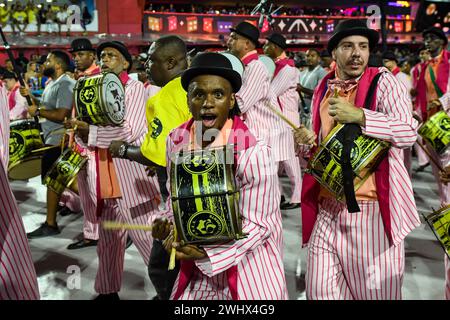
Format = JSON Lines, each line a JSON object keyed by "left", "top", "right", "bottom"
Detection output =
{"left": 101, "top": 73, "right": 126, "bottom": 125}
{"left": 219, "top": 52, "right": 245, "bottom": 78}
{"left": 8, "top": 156, "right": 42, "bottom": 180}
{"left": 258, "top": 55, "right": 276, "bottom": 79}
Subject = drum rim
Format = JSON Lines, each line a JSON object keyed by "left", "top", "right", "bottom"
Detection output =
{"left": 43, "top": 148, "right": 87, "bottom": 194}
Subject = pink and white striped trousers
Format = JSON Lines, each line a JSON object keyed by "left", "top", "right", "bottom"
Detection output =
{"left": 306, "top": 198, "right": 404, "bottom": 300}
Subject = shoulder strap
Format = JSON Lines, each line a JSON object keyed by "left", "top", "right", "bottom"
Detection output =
{"left": 364, "top": 72, "right": 384, "bottom": 110}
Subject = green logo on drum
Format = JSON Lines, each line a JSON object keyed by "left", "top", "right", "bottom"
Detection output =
{"left": 9, "top": 132, "right": 25, "bottom": 159}
{"left": 57, "top": 161, "right": 73, "bottom": 177}
{"left": 187, "top": 211, "right": 225, "bottom": 238}
{"left": 440, "top": 117, "right": 450, "bottom": 131}
{"left": 150, "top": 117, "right": 163, "bottom": 139}
{"left": 182, "top": 152, "right": 216, "bottom": 174}
{"left": 329, "top": 140, "right": 361, "bottom": 167}
{"left": 80, "top": 86, "right": 98, "bottom": 104}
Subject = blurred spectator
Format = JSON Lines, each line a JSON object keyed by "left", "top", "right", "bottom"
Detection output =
{"left": 24, "top": 61, "right": 39, "bottom": 91}
{"left": 4, "top": 71, "right": 29, "bottom": 121}
{"left": 81, "top": 4, "right": 92, "bottom": 35}
{"left": 5, "top": 59, "right": 14, "bottom": 73}
{"left": 12, "top": 3, "right": 28, "bottom": 35}
{"left": 0, "top": 3, "right": 10, "bottom": 28}
{"left": 57, "top": 4, "right": 69, "bottom": 36}
{"left": 15, "top": 51, "right": 29, "bottom": 72}
{"left": 45, "top": 4, "right": 57, "bottom": 35}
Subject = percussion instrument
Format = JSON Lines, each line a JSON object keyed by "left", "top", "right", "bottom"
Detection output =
{"left": 307, "top": 123, "right": 390, "bottom": 201}
{"left": 258, "top": 55, "right": 276, "bottom": 79}
{"left": 170, "top": 145, "right": 245, "bottom": 245}
{"left": 8, "top": 119, "right": 47, "bottom": 180}
{"left": 424, "top": 204, "right": 450, "bottom": 258}
{"left": 74, "top": 72, "right": 125, "bottom": 126}
{"left": 43, "top": 148, "right": 87, "bottom": 195}
{"left": 219, "top": 51, "right": 245, "bottom": 78}
{"left": 418, "top": 110, "right": 450, "bottom": 154}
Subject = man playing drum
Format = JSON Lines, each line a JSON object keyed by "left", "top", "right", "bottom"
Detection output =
{"left": 294, "top": 19, "right": 421, "bottom": 299}
{"left": 20, "top": 50, "right": 80, "bottom": 239}
{"left": 153, "top": 52, "right": 288, "bottom": 300}
{"left": 65, "top": 38, "right": 101, "bottom": 250}
{"left": 0, "top": 79, "right": 40, "bottom": 300}
{"left": 263, "top": 33, "right": 303, "bottom": 210}
{"left": 66, "top": 41, "right": 160, "bottom": 300}
{"left": 227, "top": 22, "right": 292, "bottom": 192}
{"left": 109, "top": 35, "right": 190, "bottom": 300}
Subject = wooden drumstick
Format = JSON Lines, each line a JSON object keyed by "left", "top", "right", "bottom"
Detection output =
{"left": 415, "top": 139, "right": 445, "bottom": 172}
{"left": 265, "top": 101, "right": 298, "bottom": 130}
{"left": 60, "top": 117, "right": 67, "bottom": 153}
{"left": 168, "top": 228, "right": 177, "bottom": 271}
{"left": 102, "top": 220, "right": 152, "bottom": 231}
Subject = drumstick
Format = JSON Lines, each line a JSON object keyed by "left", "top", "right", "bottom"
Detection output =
{"left": 415, "top": 139, "right": 445, "bottom": 172}
{"left": 61, "top": 117, "right": 67, "bottom": 153}
{"left": 265, "top": 101, "right": 298, "bottom": 130}
{"left": 168, "top": 228, "right": 177, "bottom": 271}
{"left": 102, "top": 220, "right": 152, "bottom": 231}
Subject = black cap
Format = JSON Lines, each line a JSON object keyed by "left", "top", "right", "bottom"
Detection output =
{"left": 181, "top": 52, "right": 242, "bottom": 93}
{"left": 381, "top": 51, "right": 398, "bottom": 63}
{"left": 423, "top": 27, "right": 448, "bottom": 46}
{"left": 97, "top": 41, "right": 133, "bottom": 72}
{"left": 230, "top": 21, "right": 260, "bottom": 48}
{"left": 70, "top": 38, "right": 95, "bottom": 53}
{"left": 3, "top": 70, "right": 17, "bottom": 80}
{"left": 327, "top": 19, "right": 379, "bottom": 53}
{"left": 266, "top": 33, "right": 287, "bottom": 50}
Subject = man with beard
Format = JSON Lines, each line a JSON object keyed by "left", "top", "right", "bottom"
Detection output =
{"left": 20, "top": 50, "right": 78, "bottom": 238}
{"left": 294, "top": 19, "right": 420, "bottom": 299}
{"left": 109, "top": 35, "right": 190, "bottom": 300}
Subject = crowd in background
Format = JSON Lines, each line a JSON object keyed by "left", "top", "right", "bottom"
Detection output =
{"left": 0, "top": 1, "right": 93, "bottom": 36}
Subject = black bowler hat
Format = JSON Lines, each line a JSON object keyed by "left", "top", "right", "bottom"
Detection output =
{"left": 423, "top": 27, "right": 448, "bottom": 46}
{"left": 266, "top": 33, "right": 287, "bottom": 50}
{"left": 181, "top": 52, "right": 242, "bottom": 93}
{"left": 381, "top": 50, "right": 398, "bottom": 63}
{"left": 70, "top": 38, "right": 95, "bottom": 53}
{"left": 3, "top": 70, "right": 17, "bottom": 80}
{"left": 230, "top": 21, "right": 260, "bottom": 48}
{"left": 97, "top": 41, "right": 133, "bottom": 72}
{"left": 327, "top": 19, "right": 379, "bottom": 53}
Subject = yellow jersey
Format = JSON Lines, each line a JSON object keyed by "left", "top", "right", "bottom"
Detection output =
{"left": 140, "top": 77, "right": 190, "bottom": 166}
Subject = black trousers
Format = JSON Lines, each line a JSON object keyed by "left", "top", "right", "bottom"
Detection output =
{"left": 148, "top": 239, "right": 180, "bottom": 300}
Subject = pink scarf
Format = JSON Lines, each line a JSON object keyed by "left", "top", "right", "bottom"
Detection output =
{"left": 241, "top": 51, "right": 259, "bottom": 66}
{"left": 302, "top": 67, "right": 392, "bottom": 245}
{"left": 392, "top": 67, "right": 401, "bottom": 76}
{"left": 416, "top": 50, "right": 450, "bottom": 121}
{"left": 274, "top": 57, "right": 295, "bottom": 78}
{"left": 171, "top": 116, "right": 257, "bottom": 300}
{"left": 8, "top": 83, "right": 20, "bottom": 111}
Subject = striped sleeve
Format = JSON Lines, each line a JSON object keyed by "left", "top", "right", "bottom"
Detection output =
{"left": 271, "top": 66, "right": 296, "bottom": 97}
{"left": 235, "top": 62, "right": 270, "bottom": 114}
{"left": 195, "top": 143, "right": 278, "bottom": 277}
{"left": 362, "top": 71, "right": 418, "bottom": 148}
{"left": 88, "top": 80, "right": 147, "bottom": 148}
{"left": 0, "top": 84, "right": 9, "bottom": 166}
{"left": 439, "top": 92, "right": 450, "bottom": 114}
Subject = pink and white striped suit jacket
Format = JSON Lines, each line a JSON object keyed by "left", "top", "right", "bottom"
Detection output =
{"left": 236, "top": 59, "right": 292, "bottom": 162}
{"left": 166, "top": 118, "right": 288, "bottom": 300}
{"left": 271, "top": 64, "right": 300, "bottom": 160}
{"left": 305, "top": 67, "right": 421, "bottom": 246}
{"left": 0, "top": 83, "right": 39, "bottom": 300}
{"left": 78, "top": 78, "right": 160, "bottom": 210}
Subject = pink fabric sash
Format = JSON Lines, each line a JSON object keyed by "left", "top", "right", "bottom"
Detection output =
{"left": 301, "top": 67, "right": 392, "bottom": 245}
{"left": 274, "top": 58, "right": 295, "bottom": 79}
{"left": 8, "top": 83, "right": 19, "bottom": 111}
{"left": 241, "top": 52, "right": 259, "bottom": 66}
{"left": 392, "top": 67, "right": 401, "bottom": 76}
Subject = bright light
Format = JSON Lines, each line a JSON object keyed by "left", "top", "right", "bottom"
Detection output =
{"left": 0, "top": 4, "right": 5, "bottom": 7}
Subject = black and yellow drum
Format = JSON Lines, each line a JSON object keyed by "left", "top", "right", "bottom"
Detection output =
{"left": 424, "top": 204, "right": 450, "bottom": 258}
{"left": 8, "top": 119, "right": 47, "bottom": 180}
{"left": 74, "top": 72, "right": 125, "bottom": 126}
{"left": 170, "top": 145, "right": 245, "bottom": 245}
{"left": 307, "top": 123, "right": 390, "bottom": 201}
{"left": 418, "top": 111, "right": 450, "bottom": 154}
{"left": 43, "top": 148, "right": 87, "bottom": 195}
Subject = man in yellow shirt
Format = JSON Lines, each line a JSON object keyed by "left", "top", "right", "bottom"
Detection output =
{"left": 109, "top": 35, "right": 190, "bottom": 300}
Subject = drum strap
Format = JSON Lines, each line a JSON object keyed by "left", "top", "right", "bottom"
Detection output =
{"left": 341, "top": 72, "right": 383, "bottom": 213}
